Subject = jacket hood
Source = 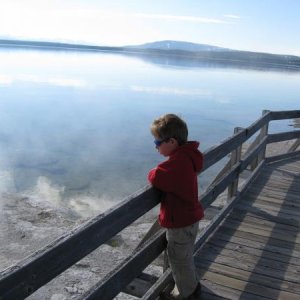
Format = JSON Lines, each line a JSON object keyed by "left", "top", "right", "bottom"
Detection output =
{"left": 175, "top": 141, "right": 203, "bottom": 172}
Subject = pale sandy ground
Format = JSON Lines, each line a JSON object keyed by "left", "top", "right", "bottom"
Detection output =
{"left": 0, "top": 139, "right": 298, "bottom": 300}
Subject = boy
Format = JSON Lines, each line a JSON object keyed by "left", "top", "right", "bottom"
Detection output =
{"left": 148, "top": 114, "right": 204, "bottom": 300}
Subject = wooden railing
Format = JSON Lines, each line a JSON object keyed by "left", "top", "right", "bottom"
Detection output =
{"left": 1, "top": 110, "right": 300, "bottom": 300}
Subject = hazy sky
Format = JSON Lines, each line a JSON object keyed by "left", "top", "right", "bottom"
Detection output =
{"left": 1, "top": 0, "right": 300, "bottom": 56}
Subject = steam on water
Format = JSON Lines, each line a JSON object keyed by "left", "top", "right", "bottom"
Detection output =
{"left": 1, "top": 48, "right": 300, "bottom": 218}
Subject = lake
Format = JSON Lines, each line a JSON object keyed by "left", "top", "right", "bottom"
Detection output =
{"left": 0, "top": 47, "right": 299, "bottom": 217}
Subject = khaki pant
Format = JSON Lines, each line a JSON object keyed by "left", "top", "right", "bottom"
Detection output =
{"left": 166, "top": 222, "right": 199, "bottom": 298}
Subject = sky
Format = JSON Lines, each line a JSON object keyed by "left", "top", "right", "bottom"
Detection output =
{"left": 0, "top": 0, "right": 300, "bottom": 56}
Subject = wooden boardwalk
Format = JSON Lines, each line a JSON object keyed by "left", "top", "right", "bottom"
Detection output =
{"left": 195, "top": 155, "right": 300, "bottom": 300}
{"left": 1, "top": 110, "right": 299, "bottom": 300}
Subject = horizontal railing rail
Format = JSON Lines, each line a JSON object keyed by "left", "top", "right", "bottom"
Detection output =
{"left": 0, "top": 188, "right": 161, "bottom": 299}
{"left": 270, "top": 109, "right": 300, "bottom": 120}
{"left": 1, "top": 109, "right": 300, "bottom": 300}
{"left": 202, "top": 111, "right": 272, "bottom": 171}
{"left": 267, "top": 130, "right": 300, "bottom": 143}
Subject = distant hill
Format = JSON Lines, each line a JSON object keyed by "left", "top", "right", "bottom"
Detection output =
{"left": 127, "top": 40, "right": 231, "bottom": 52}
{"left": 1, "top": 38, "right": 299, "bottom": 71}
{"left": 124, "top": 40, "right": 300, "bottom": 72}
{"left": 0, "top": 38, "right": 124, "bottom": 52}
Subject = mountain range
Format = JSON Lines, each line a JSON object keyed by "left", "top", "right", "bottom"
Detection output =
{"left": 127, "top": 40, "right": 231, "bottom": 52}
{"left": 0, "top": 38, "right": 299, "bottom": 71}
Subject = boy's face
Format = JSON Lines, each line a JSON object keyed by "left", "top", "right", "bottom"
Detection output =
{"left": 154, "top": 136, "right": 179, "bottom": 157}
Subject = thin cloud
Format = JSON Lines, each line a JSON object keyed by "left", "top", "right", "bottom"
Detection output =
{"left": 133, "top": 13, "right": 231, "bottom": 24}
{"left": 224, "top": 14, "right": 241, "bottom": 19}
{"left": 46, "top": 78, "right": 86, "bottom": 88}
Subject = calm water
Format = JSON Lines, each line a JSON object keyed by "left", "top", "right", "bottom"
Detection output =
{"left": 0, "top": 48, "right": 299, "bottom": 217}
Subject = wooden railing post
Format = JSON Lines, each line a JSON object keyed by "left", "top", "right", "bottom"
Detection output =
{"left": 227, "top": 127, "right": 243, "bottom": 199}
{"left": 258, "top": 110, "right": 270, "bottom": 162}
{"left": 251, "top": 110, "right": 270, "bottom": 169}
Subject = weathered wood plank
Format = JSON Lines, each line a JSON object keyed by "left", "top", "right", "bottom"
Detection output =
{"left": 201, "top": 163, "right": 240, "bottom": 209}
{"left": 243, "top": 193, "right": 300, "bottom": 209}
{"left": 211, "top": 232, "right": 300, "bottom": 260}
{"left": 246, "top": 187, "right": 300, "bottom": 201}
{"left": 207, "top": 236, "right": 300, "bottom": 266}
{"left": 196, "top": 259, "right": 300, "bottom": 292}
{"left": 248, "top": 188, "right": 300, "bottom": 199}
{"left": 200, "top": 279, "right": 270, "bottom": 300}
{"left": 197, "top": 244, "right": 300, "bottom": 281}
{"left": 246, "top": 182, "right": 300, "bottom": 196}
{"left": 198, "top": 255, "right": 300, "bottom": 287}
{"left": 202, "top": 112, "right": 271, "bottom": 171}
{"left": 268, "top": 130, "right": 300, "bottom": 143}
{"left": 233, "top": 205, "right": 300, "bottom": 230}
{"left": 266, "top": 149, "right": 300, "bottom": 163}
{"left": 288, "top": 139, "right": 300, "bottom": 152}
{"left": 228, "top": 127, "right": 243, "bottom": 198}
{"left": 237, "top": 201, "right": 300, "bottom": 219}
{"left": 202, "top": 239, "right": 297, "bottom": 268}
{"left": 217, "top": 225, "right": 300, "bottom": 252}
{"left": 197, "top": 290, "right": 229, "bottom": 300}
{"left": 123, "top": 272, "right": 158, "bottom": 298}
{"left": 228, "top": 211, "right": 300, "bottom": 232}
{"left": 220, "top": 218, "right": 300, "bottom": 244}
{"left": 0, "top": 186, "right": 161, "bottom": 300}
{"left": 259, "top": 168, "right": 300, "bottom": 179}
{"left": 231, "top": 207, "right": 300, "bottom": 227}
{"left": 201, "top": 147, "right": 266, "bottom": 209}
{"left": 248, "top": 179, "right": 300, "bottom": 191}
{"left": 142, "top": 269, "right": 173, "bottom": 300}
{"left": 250, "top": 197, "right": 300, "bottom": 211}
{"left": 200, "top": 270, "right": 300, "bottom": 299}
{"left": 275, "top": 163, "right": 300, "bottom": 173}
{"left": 270, "top": 110, "right": 300, "bottom": 120}
{"left": 81, "top": 230, "right": 167, "bottom": 300}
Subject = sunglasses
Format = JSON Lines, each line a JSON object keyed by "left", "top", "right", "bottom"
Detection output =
{"left": 154, "top": 138, "right": 170, "bottom": 147}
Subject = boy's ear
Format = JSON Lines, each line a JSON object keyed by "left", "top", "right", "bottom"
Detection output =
{"left": 170, "top": 138, "right": 178, "bottom": 145}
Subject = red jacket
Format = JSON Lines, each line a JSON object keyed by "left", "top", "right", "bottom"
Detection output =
{"left": 148, "top": 141, "right": 204, "bottom": 228}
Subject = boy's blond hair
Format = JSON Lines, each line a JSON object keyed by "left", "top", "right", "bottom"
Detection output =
{"left": 151, "top": 114, "right": 188, "bottom": 145}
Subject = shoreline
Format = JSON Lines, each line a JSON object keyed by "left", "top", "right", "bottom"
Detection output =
{"left": 1, "top": 39, "right": 300, "bottom": 72}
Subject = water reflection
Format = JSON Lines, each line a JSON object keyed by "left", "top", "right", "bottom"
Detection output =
{"left": 0, "top": 48, "right": 300, "bottom": 218}
{"left": 124, "top": 51, "right": 300, "bottom": 73}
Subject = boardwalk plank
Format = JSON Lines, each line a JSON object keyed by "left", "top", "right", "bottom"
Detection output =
{"left": 217, "top": 226, "right": 300, "bottom": 252}
{"left": 196, "top": 244, "right": 300, "bottom": 283}
{"left": 248, "top": 191, "right": 300, "bottom": 204}
{"left": 221, "top": 219, "right": 300, "bottom": 243}
{"left": 196, "top": 260, "right": 300, "bottom": 293}
{"left": 199, "top": 270, "right": 300, "bottom": 300}
{"left": 207, "top": 237, "right": 300, "bottom": 266}
{"left": 232, "top": 206, "right": 300, "bottom": 226}
{"left": 236, "top": 201, "right": 300, "bottom": 218}
{"left": 226, "top": 213, "right": 300, "bottom": 233}
{"left": 246, "top": 187, "right": 300, "bottom": 201}
{"left": 194, "top": 156, "right": 300, "bottom": 300}
{"left": 229, "top": 210, "right": 300, "bottom": 231}
{"left": 220, "top": 220, "right": 300, "bottom": 245}
{"left": 211, "top": 232, "right": 300, "bottom": 260}
{"left": 234, "top": 204, "right": 300, "bottom": 225}
{"left": 200, "top": 278, "right": 269, "bottom": 300}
